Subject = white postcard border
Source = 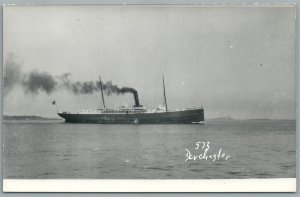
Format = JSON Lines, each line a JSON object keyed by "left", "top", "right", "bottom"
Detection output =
{"left": 3, "top": 178, "right": 296, "bottom": 192}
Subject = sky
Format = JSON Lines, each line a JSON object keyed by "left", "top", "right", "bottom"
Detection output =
{"left": 3, "top": 5, "right": 296, "bottom": 119}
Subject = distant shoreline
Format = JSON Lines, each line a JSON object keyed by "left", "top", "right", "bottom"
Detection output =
{"left": 207, "top": 118, "right": 296, "bottom": 121}
{"left": 3, "top": 115, "right": 295, "bottom": 121}
{"left": 3, "top": 115, "right": 61, "bottom": 121}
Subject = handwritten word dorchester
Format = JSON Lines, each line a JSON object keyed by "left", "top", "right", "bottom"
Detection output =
{"left": 185, "top": 141, "right": 230, "bottom": 162}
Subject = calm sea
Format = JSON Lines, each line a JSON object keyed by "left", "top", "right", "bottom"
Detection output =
{"left": 3, "top": 119, "right": 296, "bottom": 179}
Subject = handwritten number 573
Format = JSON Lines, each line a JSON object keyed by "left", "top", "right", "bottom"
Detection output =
{"left": 195, "top": 141, "right": 209, "bottom": 150}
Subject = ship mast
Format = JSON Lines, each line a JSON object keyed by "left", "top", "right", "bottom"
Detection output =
{"left": 162, "top": 74, "right": 168, "bottom": 111}
{"left": 99, "top": 75, "right": 106, "bottom": 109}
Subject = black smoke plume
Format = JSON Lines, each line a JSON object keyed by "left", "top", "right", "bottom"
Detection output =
{"left": 3, "top": 56, "right": 139, "bottom": 103}
{"left": 22, "top": 71, "right": 57, "bottom": 94}
{"left": 56, "top": 73, "right": 138, "bottom": 96}
{"left": 3, "top": 55, "right": 22, "bottom": 95}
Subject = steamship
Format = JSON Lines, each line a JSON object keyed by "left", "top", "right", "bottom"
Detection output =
{"left": 57, "top": 76, "right": 204, "bottom": 124}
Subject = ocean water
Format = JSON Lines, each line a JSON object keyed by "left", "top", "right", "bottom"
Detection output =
{"left": 3, "top": 119, "right": 296, "bottom": 179}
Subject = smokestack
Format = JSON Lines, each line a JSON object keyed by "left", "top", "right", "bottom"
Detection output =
{"left": 133, "top": 90, "right": 141, "bottom": 107}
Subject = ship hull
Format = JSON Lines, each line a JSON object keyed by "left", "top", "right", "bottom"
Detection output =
{"left": 58, "top": 108, "right": 204, "bottom": 124}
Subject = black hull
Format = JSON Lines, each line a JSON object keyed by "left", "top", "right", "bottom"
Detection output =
{"left": 58, "top": 108, "right": 204, "bottom": 124}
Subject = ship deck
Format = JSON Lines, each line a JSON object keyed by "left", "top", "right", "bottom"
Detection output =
{"left": 59, "top": 107, "right": 204, "bottom": 115}
{"left": 57, "top": 107, "right": 204, "bottom": 124}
